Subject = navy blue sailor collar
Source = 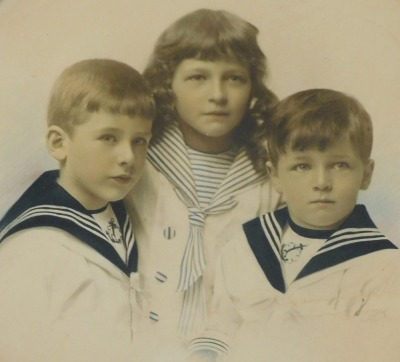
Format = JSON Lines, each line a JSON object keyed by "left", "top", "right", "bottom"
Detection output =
{"left": 0, "top": 170, "right": 138, "bottom": 275}
{"left": 243, "top": 205, "right": 397, "bottom": 294}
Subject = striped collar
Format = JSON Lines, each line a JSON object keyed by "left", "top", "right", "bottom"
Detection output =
{"left": 243, "top": 205, "right": 397, "bottom": 293}
{"left": 148, "top": 122, "right": 266, "bottom": 214}
{"left": 0, "top": 170, "right": 137, "bottom": 275}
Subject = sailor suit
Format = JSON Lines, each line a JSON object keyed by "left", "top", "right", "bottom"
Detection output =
{"left": 191, "top": 205, "right": 400, "bottom": 361}
{"left": 0, "top": 170, "right": 146, "bottom": 362}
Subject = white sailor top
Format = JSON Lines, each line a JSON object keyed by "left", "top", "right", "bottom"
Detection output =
{"left": 0, "top": 170, "right": 146, "bottom": 362}
{"left": 125, "top": 122, "right": 281, "bottom": 349}
{"left": 191, "top": 205, "right": 400, "bottom": 361}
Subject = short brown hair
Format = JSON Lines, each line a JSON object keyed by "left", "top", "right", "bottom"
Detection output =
{"left": 48, "top": 59, "right": 156, "bottom": 134}
{"left": 267, "top": 89, "right": 373, "bottom": 166}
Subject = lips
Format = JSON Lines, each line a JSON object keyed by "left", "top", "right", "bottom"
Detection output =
{"left": 310, "top": 200, "right": 335, "bottom": 204}
{"left": 204, "top": 111, "right": 229, "bottom": 116}
{"left": 112, "top": 175, "right": 133, "bottom": 184}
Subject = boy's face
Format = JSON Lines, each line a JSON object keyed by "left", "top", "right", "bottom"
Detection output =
{"left": 171, "top": 58, "right": 251, "bottom": 152}
{"left": 268, "top": 135, "right": 374, "bottom": 230}
{"left": 58, "top": 111, "right": 152, "bottom": 210}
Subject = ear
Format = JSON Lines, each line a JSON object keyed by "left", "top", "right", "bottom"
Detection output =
{"left": 360, "top": 159, "right": 375, "bottom": 190}
{"left": 46, "top": 125, "right": 69, "bottom": 162}
{"left": 266, "top": 161, "right": 284, "bottom": 194}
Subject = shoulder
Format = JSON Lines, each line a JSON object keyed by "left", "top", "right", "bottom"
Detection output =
{"left": 0, "top": 227, "right": 92, "bottom": 267}
{"left": 220, "top": 222, "right": 260, "bottom": 270}
{"left": 0, "top": 228, "right": 84, "bottom": 287}
{"left": 339, "top": 248, "right": 400, "bottom": 294}
{"left": 216, "top": 219, "right": 278, "bottom": 302}
{"left": 1, "top": 227, "right": 70, "bottom": 250}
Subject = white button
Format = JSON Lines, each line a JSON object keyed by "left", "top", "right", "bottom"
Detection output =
{"left": 155, "top": 271, "right": 167, "bottom": 283}
{"left": 163, "top": 226, "right": 176, "bottom": 240}
{"left": 149, "top": 311, "right": 159, "bottom": 322}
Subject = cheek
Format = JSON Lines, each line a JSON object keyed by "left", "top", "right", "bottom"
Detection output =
{"left": 232, "top": 90, "right": 251, "bottom": 113}
{"left": 281, "top": 176, "right": 305, "bottom": 192}
{"left": 337, "top": 175, "right": 364, "bottom": 195}
{"left": 341, "top": 186, "right": 361, "bottom": 201}
{"left": 175, "top": 95, "right": 194, "bottom": 117}
{"left": 174, "top": 86, "right": 196, "bottom": 106}
{"left": 135, "top": 148, "right": 148, "bottom": 166}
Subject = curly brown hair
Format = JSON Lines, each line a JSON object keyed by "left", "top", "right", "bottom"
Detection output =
{"left": 143, "top": 9, "right": 277, "bottom": 173}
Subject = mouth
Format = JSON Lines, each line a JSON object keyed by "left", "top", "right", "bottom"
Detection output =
{"left": 112, "top": 175, "right": 133, "bottom": 184}
{"left": 204, "top": 111, "right": 229, "bottom": 117}
{"left": 310, "top": 200, "right": 335, "bottom": 204}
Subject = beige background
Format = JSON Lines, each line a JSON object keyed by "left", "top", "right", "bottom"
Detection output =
{"left": 1, "top": 0, "right": 399, "bottom": 242}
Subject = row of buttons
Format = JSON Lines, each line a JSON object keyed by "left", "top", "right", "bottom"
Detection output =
{"left": 149, "top": 271, "right": 168, "bottom": 322}
{"left": 148, "top": 227, "right": 176, "bottom": 323}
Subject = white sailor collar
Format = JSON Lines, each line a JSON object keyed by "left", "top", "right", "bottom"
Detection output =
{"left": 0, "top": 170, "right": 137, "bottom": 275}
{"left": 243, "top": 205, "right": 397, "bottom": 293}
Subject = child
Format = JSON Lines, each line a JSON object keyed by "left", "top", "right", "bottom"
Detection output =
{"left": 125, "top": 8, "right": 282, "bottom": 351}
{"left": 189, "top": 89, "right": 400, "bottom": 361}
{"left": 0, "top": 59, "right": 155, "bottom": 361}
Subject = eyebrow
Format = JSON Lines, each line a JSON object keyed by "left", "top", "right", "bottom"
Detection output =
{"left": 184, "top": 66, "right": 248, "bottom": 73}
{"left": 290, "top": 151, "right": 354, "bottom": 160}
{"left": 96, "top": 126, "right": 121, "bottom": 132}
{"left": 96, "top": 127, "right": 151, "bottom": 136}
{"left": 135, "top": 132, "right": 152, "bottom": 138}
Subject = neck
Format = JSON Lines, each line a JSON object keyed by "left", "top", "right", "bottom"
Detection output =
{"left": 57, "top": 172, "right": 107, "bottom": 211}
{"left": 177, "top": 121, "right": 235, "bottom": 154}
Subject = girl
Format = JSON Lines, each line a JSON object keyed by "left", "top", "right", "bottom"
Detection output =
{"left": 126, "top": 8, "right": 282, "bottom": 348}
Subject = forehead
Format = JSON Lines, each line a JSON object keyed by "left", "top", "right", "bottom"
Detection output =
{"left": 76, "top": 111, "right": 152, "bottom": 132}
{"left": 176, "top": 58, "right": 249, "bottom": 73}
{"left": 285, "top": 134, "right": 360, "bottom": 159}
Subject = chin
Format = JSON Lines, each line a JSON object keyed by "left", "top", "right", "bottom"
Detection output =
{"left": 201, "top": 124, "right": 235, "bottom": 137}
{"left": 311, "top": 220, "right": 342, "bottom": 230}
{"left": 105, "top": 190, "right": 131, "bottom": 203}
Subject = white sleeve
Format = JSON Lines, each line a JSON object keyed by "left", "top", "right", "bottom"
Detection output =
{"left": 292, "top": 249, "right": 400, "bottom": 361}
{"left": 0, "top": 229, "right": 101, "bottom": 362}
{"left": 345, "top": 250, "right": 400, "bottom": 359}
{"left": 357, "top": 250, "right": 400, "bottom": 319}
{"left": 0, "top": 230, "right": 63, "bottom": 360}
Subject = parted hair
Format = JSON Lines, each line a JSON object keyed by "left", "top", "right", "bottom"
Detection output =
{"left": 266, "top": 88, "right": 373, "bottom": 166}
{"left": 48, "top": 59, "right": 156, "bottom": 134}
{"left": 143, "top": 8, "right": 278, "bottom": 173}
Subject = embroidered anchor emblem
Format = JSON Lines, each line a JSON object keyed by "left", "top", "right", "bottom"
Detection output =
{"left": 280, "top": 242, "right": 307, "bottom": 263}
{"left": 106, "top": 218, "right": 122, "bottom": 244}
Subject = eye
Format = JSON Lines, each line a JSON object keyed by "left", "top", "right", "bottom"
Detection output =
{"left": 293, "top": 163, "right": 311, "bottom": 171}
{"left": 187, "top": 74, "right": 206, "bottom": 81}
{"left": 100, "top": 134, "right": 116, "bottom": 143}
{"left": 333, "top": 162, "right": 350, "bottom": 170}
{"left": 226, "top": 74, "right": 248, "bottom": 83}
{"left": 132, "top": 137, "right": 148, "bottom": 146}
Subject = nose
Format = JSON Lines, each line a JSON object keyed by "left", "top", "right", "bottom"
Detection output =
{"left": 209, "top": 79, "right": 227, "bottom": 104}
{"left": 312, "top": 167, "right": 332, "bottom": 192}
{"left": 118, "top": 142, "right": 135, "bottom": 167}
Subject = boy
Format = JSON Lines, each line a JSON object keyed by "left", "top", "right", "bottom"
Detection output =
{"left": 189, "top": 89, "right": 400, "bottom": 361}
{"left": 0, "top": 59, "right": 155, "bottom": 361}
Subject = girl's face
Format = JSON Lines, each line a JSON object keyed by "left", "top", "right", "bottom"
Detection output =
{"left": 171, "top": 58, "right": 251, "bottom": 153}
